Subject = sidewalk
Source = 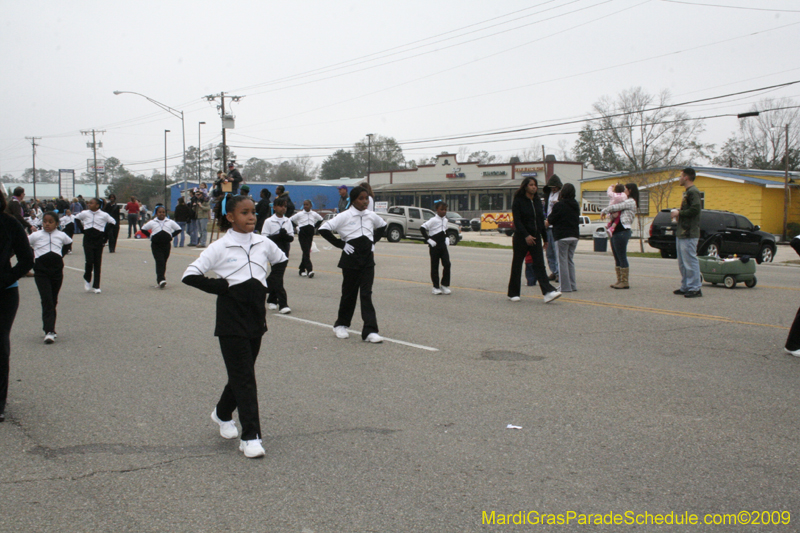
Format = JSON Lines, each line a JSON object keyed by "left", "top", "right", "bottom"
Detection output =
{"left": 459, "top": 230, "right": 659, "bottom": 254}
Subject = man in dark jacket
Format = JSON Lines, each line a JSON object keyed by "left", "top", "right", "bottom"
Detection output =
{"left": 227, "top": 162, "right": 243, "bottom": 195}
{"left": 337, "top": 186, "right": 349, "bottom": 213}
{"left": 671, "top": 168, "right": 703, "bottom": 298}
{"left": 542, "top": 175, "right": 563, "bottom": 281}
{"left": 6, "top": 187, "right": 31, "bottom": 233}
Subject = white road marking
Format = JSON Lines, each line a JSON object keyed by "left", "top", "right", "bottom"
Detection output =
{"left": 274, "top": 315, "right": 439, "bottom": 352}
{"left": 65, "top": 266, "right": 84, "bottom": 272}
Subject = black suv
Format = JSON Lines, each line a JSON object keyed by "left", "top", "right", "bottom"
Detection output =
{"left": 649, "top": 209, "right": 776, "bottom": 264}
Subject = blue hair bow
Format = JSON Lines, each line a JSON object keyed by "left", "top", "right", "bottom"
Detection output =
{"left": 221, "top": 195, "right": 228, "bottom": 216}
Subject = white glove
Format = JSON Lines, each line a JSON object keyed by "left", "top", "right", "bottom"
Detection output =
{"left": 427, "top": 239, "right": 436, "bottom": 247}
{"left": 445, "top": 237, "right": 450, "bottom": 246}
{"left": 371, "top": 244, "right": 375, "bottom": 252}
{"left": 343, "top": 243, "right": 355, "bottom": 255}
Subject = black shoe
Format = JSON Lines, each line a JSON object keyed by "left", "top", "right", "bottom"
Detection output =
{"left": 673, "top": 289, "right": 686, "bottom": 295}
{"left": 684, "top": 290, "right": 703, "bottom": 298}
{"left": 187, "top": 243, "right": 196, "bottom": 247}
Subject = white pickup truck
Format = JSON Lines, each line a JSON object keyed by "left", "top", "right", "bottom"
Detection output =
{"left": 378, "top": 206, "right": 462, "bottom": 245}
{"left": 579, "top": 216, "right": 606, "bottom": 238}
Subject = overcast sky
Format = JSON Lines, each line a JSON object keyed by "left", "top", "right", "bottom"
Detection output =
{"left": 1, "top": 0, "right": 798, "bottom": 180}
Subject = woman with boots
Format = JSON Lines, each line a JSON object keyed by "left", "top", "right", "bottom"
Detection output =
{"left": 600, "top": 183, "right": 639, "bottom": 289}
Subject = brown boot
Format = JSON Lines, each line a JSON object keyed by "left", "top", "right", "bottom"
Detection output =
{"left": 614, "top": 267, "right": 630, "bottom": 289}
{"left": 610, "top": 266, "right": 621, "bottom": 289}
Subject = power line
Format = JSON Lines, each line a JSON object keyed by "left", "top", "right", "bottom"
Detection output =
{"left": 660, "top": 0, "right": 800, "bottom": 13}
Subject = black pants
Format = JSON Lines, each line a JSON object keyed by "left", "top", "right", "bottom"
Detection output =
{"left": 83, "top": 245, "right": 103, "bottom": 289}
{"left": 266, "top": 261, "right": 288, "bottom": 308}
{"left": 0, "top": 287, "right": 20, "bottom": 412}
{"left": 429, "top": 244, "right": 451, "bottom": 288}
{"left": 107, "top": 224, "right": 119, "bottom": 252}
{"left": 34, "top": 271, "right": 63, "bottom": 333}
{"left": 298, "top": 231, "right": 314, "bottom": 274}
{"left": 335, "top": 265, "right": 378, "bottom": 339}
{"left": 217, "top": 335, "right": 263, "bottom": 441}
{"left": 507, "top": 236, "right": 555, "bottom": 298}
{"left": 63, "top": 223, "right": 74, "bottom": 254}
{"left": 151, "top": 241, "right": 171, "bottom": 283}
{"left": 786, "top": 306, "right": 800, "bottom": 351}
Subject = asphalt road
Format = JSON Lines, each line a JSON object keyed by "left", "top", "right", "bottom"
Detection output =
{"left": 2, "top": 234, "right": 799, "bottom": 532}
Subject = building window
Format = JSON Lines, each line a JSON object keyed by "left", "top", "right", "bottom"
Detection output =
{"left": 479, "top": 193, "right": 505, "bottom": 210}
{"left": 445, "top": 194, "right": 468, "bottom": 211}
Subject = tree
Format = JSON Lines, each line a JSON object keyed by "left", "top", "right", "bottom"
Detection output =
{"left": 510, "top": 142, "right": 543, "bottom": 163}
{"left": 466, "top": 150, "right": 497, "bottom": 164}
{"left": 353, "top": 135, "right": 405, "bottom": 177}
{"left": 104, "top": 157, "right": 134, "bottom": 182}
{"left": 320, "top": 149, "right": 358, "bottom": 180}
{"left": 213, "top": 143, "right": 237, "bottom": 173}
{"left": 106, "top": 173, "right": 166, "bottom": 208}
{"left": 271, "top": 158, "right": 315, "bottom": 182}
{"left": 581, "top": 87, "right": 708, "bottom": 172}
{"left": 573, "top": 125, "right": 620, "bottom": 171}
{"left": 21, "top": 168, "right": 59, "bottom": 184}
{"left": 711, "top": 98, "right": 800, "bottom": 170}
{"left": 242, "top": 157, "right": 274, "bottom": 182}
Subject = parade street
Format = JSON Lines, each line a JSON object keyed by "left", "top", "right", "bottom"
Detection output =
{"left": 2, "top": 236, "right": 798, "bottom": 532}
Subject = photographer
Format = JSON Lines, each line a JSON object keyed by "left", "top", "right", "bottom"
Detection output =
{"left": 188, "top": 190, "right": 209, "bottom": 247}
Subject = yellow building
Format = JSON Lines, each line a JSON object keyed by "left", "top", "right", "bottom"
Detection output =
{"left": 580, "top": 166, "right": 800, "bottom": 235}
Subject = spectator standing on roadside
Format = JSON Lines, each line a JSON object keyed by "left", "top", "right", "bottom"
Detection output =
{"left": 546, "top": 183, "right": 580, "bottom": 293}
{"left": 274, "top": 186, "right": 295, "bottom": 217}
{"left": 173, "top": 197, "right": 192, "bottom": 248}
{"left": 255, "top": 188, "right": 272, "bottom": 233}
{"left": 600, "top": 183, "right": 639, "bottom": 290}
{"left": 337, "top": 185, "right": 349, "bottom": 213}
{"left": 126, "top": 196, "right": 141, "bottom": 238}
{"left": 6, "top": 187, "right": 32, "bottom": 234}
{"left": 671, "top": 168, "right": 703, "bottom": 298}
{"left": 193, "top": 190, "right": 210, "bottom": 248}
{"left": 542, "top": 175, "right": 562, "bottom": 282}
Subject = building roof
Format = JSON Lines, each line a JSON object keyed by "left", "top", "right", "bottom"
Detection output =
{"left": 579, "top": 165, "right": 799, "bottom": 188}
{"left": 372, "top": 178, "right": 521, "bottom": 193}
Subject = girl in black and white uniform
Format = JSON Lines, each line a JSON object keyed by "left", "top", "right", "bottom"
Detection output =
{"left": 420, "top": 201, "right": 452, "bottom": 295}
{"left": 318, "top": 186, "right": 387, "bottom": 343}
{"left": 182, "top": 194, "right": 287, "bottom": 459}
{"left": 59, "top": 209, "right": 75, "bottom": 255}
{"left": 290, "top": 200, "right": 323, "bottom": 278}
{"left": 74, "top": 198, "right": 116, "bottom": 293}
{"left": 28, "top": 212, "right": 72, "bottom": 344}
{"left": 261, "top": 197, "right": 294, "bottom": 314}
{"left": 141, "top": 205, "right": 182, "bottom": 289}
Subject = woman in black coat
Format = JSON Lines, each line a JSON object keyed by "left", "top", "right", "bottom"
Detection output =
{"left": 0, "top": 188, "right": 35, "bottom": 422}
{"left": 506, "top": 177, "right": 561, "bottom": 304}
{"left": 546, "top": 183, "right": 580, "bottom": 292}
{"left": 103, "top": 194, "right": 122, "bottom": 252}
{"left": 255, "top": 188, "right": 272, "bottom": 233}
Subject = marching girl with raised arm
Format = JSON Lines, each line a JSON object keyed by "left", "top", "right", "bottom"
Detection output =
{"left": 318, "top": 186, "right": 387, "bottom": 343}
{"left": 420, "top": 200, "right": 452, "bottom": 295}
{"left": 28, "top": 212, "right": 72, "bottom": 344}
{"left": 74, "top": 198, "right": 116, "bottom": 294}
{"left": 290, "top": 199, "right": 323, "bottom": 278}
{"left": 141, "top": 205, "right": 182, "bottom": 289}
{"left": 182, "top": 194, "right": 287, "bottom": 459}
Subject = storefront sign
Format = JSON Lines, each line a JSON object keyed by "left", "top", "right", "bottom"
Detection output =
{"left": 446, "top": 172, "right": 466, "bottom": 178}
{"left": 515, "top": 166, "right": 544, "bottom": 173}
{"left": 582, "top": 198, "right": 603, "bottom": 214}
{"left": 482, "top": 171, "right": 507, "bottom": 177}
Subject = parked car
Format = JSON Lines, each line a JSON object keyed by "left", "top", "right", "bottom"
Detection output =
{"left": 446, "top": 211, "right": 471, "bottom": 231}
{"left": 378, "top": 206, "right": 462, "bottom": 245}
{"left": 470, "top": 217, "right": 481, "bottom": 232}
{"left": 578, "top": 216, "right": 606, "bottom": 238}
{"left": 648, "top": 209, "right": 776, "bottom": 264}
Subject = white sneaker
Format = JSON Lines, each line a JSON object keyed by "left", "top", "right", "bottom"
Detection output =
{"left": 364, "top": 333, "right": 383, "bottom": 343}
{"left": 93, "top": 288, "right": 102, "bottom": 294}
{"left": 267, "top": 303, "right": 278, "bottom": 310}
{"left": 441, "top": 286, "right": 451, "bottom": 295}
{"left": 334, "top": 326, "right": 350, "bottom": 339}
{"left": 543, "top": 291, "right": 562, "bottom": 303}
{"left": 279, "top": 307, "right": 291, "bottom": 314}
{"left": 785, "top": 347, "right": 800, "bottom": 357}
{"left": 432, "top": 287, "right": 443, "bottom": 295}
{"left": 159, "top": 280, "right": 167, "bottom": 289}
{"left": 508, "top": 296, "right": 521, "bottom": 302}
{"left": 239, "top": 438, "right": 265, "bottom": 458}
{"left": 84, "top": 280, "right": 92, "bottom": 292}
{"left": 307, "top": 271, "right": 314, "bottom": 278}
{"left": 44, "top": 332, "right": 56, "bottom": 344}
{"left": 211, "top": 409, "right": 239, "bottom": 439}
{"left": 300, "top": 272, "right": 307, "bottom": 277}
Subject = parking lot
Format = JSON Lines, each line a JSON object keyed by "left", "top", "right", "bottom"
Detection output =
{"left": 2, "top": 235, "right": 799, "bottom": 532}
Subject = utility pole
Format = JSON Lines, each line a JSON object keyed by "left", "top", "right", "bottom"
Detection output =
{"left": 25, "top": 136, "right": 41, "bottom": 199}
{"left": 784, "top": 123, "right": 790, "bottom": 242}
{"left": 204, "top": 92, "right": 243, "bottom": 172}
{"left": 81, "top": 129, "right": 105, "bottom": 198}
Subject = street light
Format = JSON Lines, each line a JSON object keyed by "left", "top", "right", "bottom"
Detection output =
{"left": 164, "top": 130, "right": 171, "bottom": 207}
{"left": 366, "top": 133, "right": 374, "bottom": 184}
{"left": 114, "top": 90, "right": 187, "bottom": 192}
{"left": 198, "top": 121, "right": 206, "bottom": 185}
